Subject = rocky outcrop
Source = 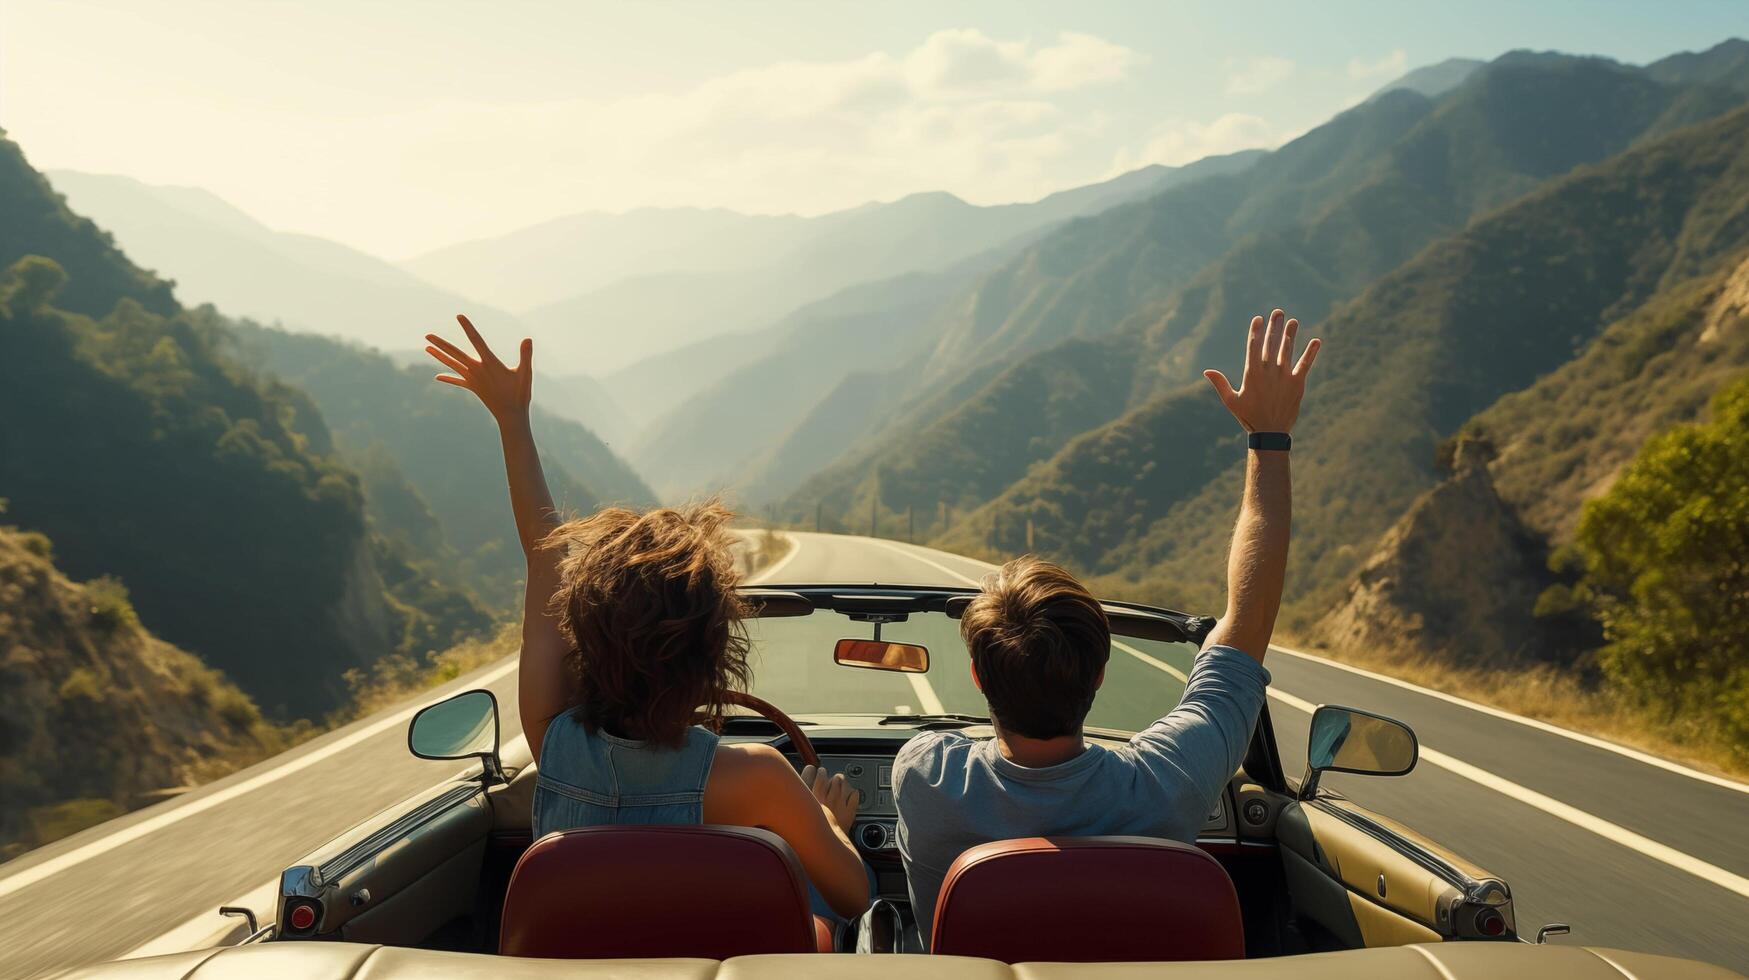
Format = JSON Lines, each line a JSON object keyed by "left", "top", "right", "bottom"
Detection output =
{"left": 1310, "top": 440, "right": 1568, "bottom": 667}
{"left": 0, "top": 527, "right": 272, "bottom": 855}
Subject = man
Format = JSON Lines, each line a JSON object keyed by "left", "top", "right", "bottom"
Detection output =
{"left": 893, "top": 309, "right": 1319, "bottom": 946}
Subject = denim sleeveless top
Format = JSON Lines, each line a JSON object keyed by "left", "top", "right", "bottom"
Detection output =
{"left": 531, "top": 711, "right": 720, "bottom": 838}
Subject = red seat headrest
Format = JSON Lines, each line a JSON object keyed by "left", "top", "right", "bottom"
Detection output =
{"left": 499, "top": 825, "right": 817, "bottom": 958}
{"left": 930, "top": 836, "right": 1245, "bottom": 963}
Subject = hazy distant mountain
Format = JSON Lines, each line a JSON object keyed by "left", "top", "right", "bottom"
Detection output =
{"left": 46, "top": 171, "right": 521, "bottom": 352}
{"left": 419, "top": 152, "right": 1265, "bottom": 386}
{"left": 403, "top": 207, "right": 809, "bottom": 311}
{"left": 1370, "top": 57, "right": 1484, "bottom": 100}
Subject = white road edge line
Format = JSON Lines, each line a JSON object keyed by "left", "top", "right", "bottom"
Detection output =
{"left": 1268, "top": 642, "right": 1749, "bottom": 795}
{"left": 1264, "top": 683, "right": 1749, "bottom": 902}
{"left": 1113, "top": 640, "right": 1189, "bottom": 683}
{"left": 862, "top": 537, "right": 986, "bottom": 588}
{"left": 0, "top": 658, "right": 521, "bottom": 901}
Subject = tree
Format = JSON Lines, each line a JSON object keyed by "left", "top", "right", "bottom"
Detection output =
{"left": 1570, "top": 374, "right": 1749, "bottom": 754}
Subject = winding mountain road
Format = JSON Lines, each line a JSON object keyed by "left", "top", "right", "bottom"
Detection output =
{"left": 3, "top": 531, "right": 1746, "bottom": 977}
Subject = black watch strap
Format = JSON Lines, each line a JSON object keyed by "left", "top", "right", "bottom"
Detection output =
{"left": 1248, "top": 431, "right": 1292, "bottom": 452}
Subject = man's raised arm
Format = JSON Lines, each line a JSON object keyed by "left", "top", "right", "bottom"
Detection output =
{"left": 1200, "top": 309, "right": 1320, "bottom": 663}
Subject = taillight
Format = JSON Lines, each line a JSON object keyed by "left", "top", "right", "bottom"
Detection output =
{"left": 287, "top": 902, "right": 318, "bottom": 932}
{"left": 1476, "top": 908, "right": 1506, "bottom": 937}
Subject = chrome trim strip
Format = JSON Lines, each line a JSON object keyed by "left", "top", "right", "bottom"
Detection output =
{"left": 316, "top": 783, "right": 481, "bottom": 885}
{"left": 1311, "top": 797, "right": 1510, "bottom": 906}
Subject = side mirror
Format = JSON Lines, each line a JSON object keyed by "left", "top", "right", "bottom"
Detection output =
{"left": 408, "top": 689, "right": 503, "bottom": 783}
{"left": 834, "top": 638, "right": 930, "bottom": 673}
{"left": 1299, "top": 704, "right": 1417, "bottom": 800}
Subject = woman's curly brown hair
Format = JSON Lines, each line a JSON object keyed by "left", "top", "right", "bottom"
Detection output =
{"left": 541, "top": 501, "right": 751, "bottom": 747}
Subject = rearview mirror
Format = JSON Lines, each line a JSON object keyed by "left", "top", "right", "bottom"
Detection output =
{"left": 408, "top": 690, "right": 501, "bottom": 781}
{"left": 834, "top": 638, "right": 929, "bottom": 673}
{"left": 1300, "top": 704, "right": 1417, "bottom": 800}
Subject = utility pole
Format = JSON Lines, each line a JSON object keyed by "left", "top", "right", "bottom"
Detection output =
{"left": 815, "top": 500, "right": 822, "bottom": 533}
{"left": 870, "top": 491, "right": 878, "bottom": 539}
{"left": 907, "top": 505, "right": 914, "bottom": 542}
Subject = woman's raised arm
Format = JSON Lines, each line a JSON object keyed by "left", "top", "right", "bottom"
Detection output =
{"left": 425, "top": 315, "right": 570, "bottom": 761}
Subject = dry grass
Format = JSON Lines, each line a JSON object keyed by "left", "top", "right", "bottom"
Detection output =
{"left": 339, "top": 624, "right": 520, "bottom": 720}
{"left": 740, "top": 529, "right": 794, "bottom": 579}
{"left": 1283, "top": 632, "right": 1749, "bottom": 782}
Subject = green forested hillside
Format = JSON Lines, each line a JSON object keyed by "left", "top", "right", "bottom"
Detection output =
{"left": 785, "top": 51, "right": 1747, "bottom": 534}
{"left": 0, "top": 137, "right": 174, "bottom": 319}
{"left": 228, "top": 324, "right": 656, "bottom": 604}
{"left": 0, "top": 135, "right": 491, "bottom": 716}
{"left": 0, "top": 522, "right": 279, "bottom": 855}
{"left": 982, "top": 102, "right": 1749, "bottom": 623}
{"left": 1311, "top": 252, "right": 1749, "bottom": 670}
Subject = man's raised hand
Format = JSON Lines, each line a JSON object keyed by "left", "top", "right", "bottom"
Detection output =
{"left": 1202, "top": 309, "right": 1320, "bottom": 434}
{"left": 425, "top": 314, "right": 534, "bottom": 425}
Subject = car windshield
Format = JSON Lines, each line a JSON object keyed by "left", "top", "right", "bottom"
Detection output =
{"left": 744, "top": 608, "right": 1195, "bottom": 733}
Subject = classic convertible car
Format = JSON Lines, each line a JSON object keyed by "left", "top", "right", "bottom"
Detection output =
{"left": 69, "top": 585, "right": 1739, "bottom": 978}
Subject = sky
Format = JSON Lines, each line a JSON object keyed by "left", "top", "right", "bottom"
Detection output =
{"left": 3, "top": 0, "right": 1744, "bottom": 259}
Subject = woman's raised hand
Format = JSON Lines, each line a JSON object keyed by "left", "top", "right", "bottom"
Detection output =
{"left": 425, "top": 314, "right": 533, "bottom": 425}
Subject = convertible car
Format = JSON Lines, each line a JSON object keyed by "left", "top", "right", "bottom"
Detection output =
{"left": 69, "top": 585, "right": 1738, "bottom": 978}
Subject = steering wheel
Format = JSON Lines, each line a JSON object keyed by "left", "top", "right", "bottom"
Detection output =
{"left": 709, "top": 690, "right": 820, "bottom": 768}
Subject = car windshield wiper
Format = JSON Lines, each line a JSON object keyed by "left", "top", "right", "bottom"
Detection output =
{"left": 878, "top": 712, "right": 990, "bottom": 728}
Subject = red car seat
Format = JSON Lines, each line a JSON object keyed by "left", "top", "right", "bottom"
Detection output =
{"left": 499, "top": 825, "right": 836, "bottom": 957}
{"left": 930, "top": 836, "right": 1245, "bottom": 962}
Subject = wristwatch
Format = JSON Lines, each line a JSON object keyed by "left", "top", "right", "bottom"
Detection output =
{"left": 1248, "top": 431, "right": 1292, "bottom": 452}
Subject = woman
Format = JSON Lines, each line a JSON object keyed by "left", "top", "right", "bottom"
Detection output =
{"left": 424, "top": 315, "right": 869, "bottom": 919}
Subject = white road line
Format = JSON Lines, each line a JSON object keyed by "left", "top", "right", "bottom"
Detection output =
{"left": 1264, "top": 685, "right": 1749, "bottom": 902}
{"left": 863, "top": 537, "right": 986, "bottom": 587}
{"left": 1269, "top": 643, "right": 1749, "bottom": 796}
{"left": 1113, "top": 640, "right": 1189, "bottom": 683}
{"left": 0, "top": 658, "right": 520, "bottom": 901}
{"left": 906, "top": 671, "right": 948, "bottom": 715}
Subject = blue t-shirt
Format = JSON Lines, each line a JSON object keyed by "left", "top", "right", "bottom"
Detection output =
{"left": 892, "top": 644, "right": 1270, "bottom": 946}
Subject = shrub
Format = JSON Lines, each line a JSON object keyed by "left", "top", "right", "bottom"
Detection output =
{"left": 83, "top": 576, "right": 139, "bottom": 633}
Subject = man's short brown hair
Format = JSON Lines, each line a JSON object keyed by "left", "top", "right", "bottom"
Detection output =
{"left": 960, "top": 556, "right": 1111, "bottom": 739}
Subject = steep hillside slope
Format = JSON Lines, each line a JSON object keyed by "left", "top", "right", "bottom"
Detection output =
{"left": 229, "top": 325, "right": 655, "bottom": 603}
{"left": 0, "top": 138, "right": 174, "bottom": 319}
{"left": 791, "top": 49, "right": 1744, "bottom": 532}
{"left": 985, "top": 103, "right": 1749, "bottom": 623}
{"left": 472, "top": 154, "right": 1263, "bottom": 402}
{"left": 0, "top": 524, "right": 279, "bottom": 855}
{"left": 1, "top": 136, "right": 488, "bottom": 716}
{"left": 1311, "top": 253, "right": 1749, "bottom": 667}
{"left": 628, "top": 255, "right": 1005, "bottom": 500}
{"left": 47, "top": 171, "right": 525, "bottom": 353}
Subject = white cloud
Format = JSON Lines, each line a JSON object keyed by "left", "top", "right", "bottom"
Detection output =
{"left": 311, "top": 28, "right": 1140, "bottom": 250}
{"left": 1110, "top": 113, "right": 1281, "bottom": 172}
{"left": 1348, "top": 50, "right": 1408, "bottom": 80}
{"left": 1225, "top": 56, "right": 1295, "bottom": 96}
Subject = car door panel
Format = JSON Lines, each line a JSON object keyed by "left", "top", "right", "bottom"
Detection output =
{"left": 1278, "top": 797, "right": 1514, "bottom": 946}
{"left": 280, "top": 780, "right": 492, "bottom": 944}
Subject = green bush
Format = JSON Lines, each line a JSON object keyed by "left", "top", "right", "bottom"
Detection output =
{"left": 57, "top": 667, "right": 103, "bottom": 703}
{"left": 1570, "top": 374, "right": 1749, "bottom": 758}
{"left": 29, "top": 798, "right": 124, "bottom": 847}
{"left": 82, "top": 576, "right": 139, "bottom": 633}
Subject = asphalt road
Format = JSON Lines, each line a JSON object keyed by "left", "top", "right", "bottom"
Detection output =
{"left": 2, "top": 531, "right": 1746, "bottom": 976}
